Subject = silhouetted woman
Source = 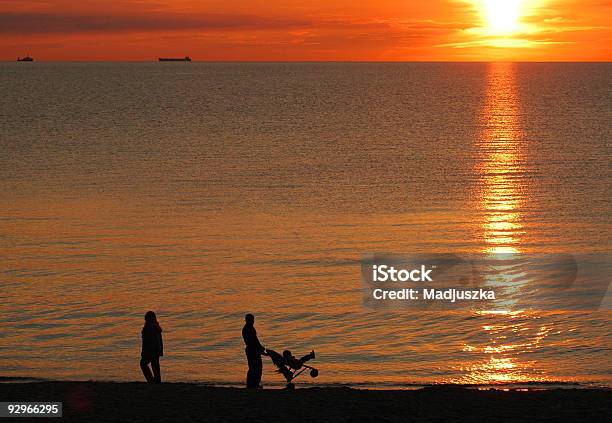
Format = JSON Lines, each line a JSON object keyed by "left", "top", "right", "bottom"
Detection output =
{"left": 140, "top": 311, "right": 163, "bottom": 383}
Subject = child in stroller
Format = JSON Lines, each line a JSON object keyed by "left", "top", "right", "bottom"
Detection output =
{"left": 265, "top": 349, "right": 318, "bottom": 389}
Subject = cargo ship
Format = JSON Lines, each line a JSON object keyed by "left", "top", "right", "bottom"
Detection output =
{"left": 158, "top": 56, "right": 191, "bottom": 62}
{"left": 17, "top": 56, "right": 34, "bottom": 62}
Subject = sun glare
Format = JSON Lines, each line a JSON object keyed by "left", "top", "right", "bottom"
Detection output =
{"left": 462, "top": 0, "right": 547, "bottom": 49}
{"left": 483, "top": 0, "right": 523, "bottom": 35}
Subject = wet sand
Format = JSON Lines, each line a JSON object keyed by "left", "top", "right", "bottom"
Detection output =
{"left": 0, "top": 381, "right": 610, "bottom": 422}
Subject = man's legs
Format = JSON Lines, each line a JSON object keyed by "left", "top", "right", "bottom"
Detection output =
{"left": 246, "top": 350, "right": 256, "bottom": 388}
{"left": 151, "top": 356, "right": 161, "bottom": 384}
{"left": 246, "top": 349, "right": 263, "bottom": 388}
{"left": 140, "top": 357, "right": 154, "bottom": 383}
{"left": 253, "top": 354, "right": 263, "bottom": 387}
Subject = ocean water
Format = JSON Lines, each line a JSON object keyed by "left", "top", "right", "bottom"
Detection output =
{"left": 0, "top": 62, "right": 610, "bottom": 387}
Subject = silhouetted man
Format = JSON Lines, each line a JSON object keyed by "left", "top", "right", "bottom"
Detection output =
{"left": 140, "top": 311, "right": 163, "bottom": 383}
{"left": 242, "top": 313, "right": 266, "bottom": 388}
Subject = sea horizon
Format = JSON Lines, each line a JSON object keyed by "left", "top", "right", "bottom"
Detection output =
{"left": 5, "top": 59, "right": 612, "bottom": 63}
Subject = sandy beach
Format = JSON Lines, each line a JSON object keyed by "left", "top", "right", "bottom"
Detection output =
{"left": 0, "top": 381, "right": 610, "bottom": 422}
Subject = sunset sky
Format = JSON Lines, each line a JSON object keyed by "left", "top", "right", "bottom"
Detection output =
{"left": 1, "top": 0, "right": 611, "bottom": 61}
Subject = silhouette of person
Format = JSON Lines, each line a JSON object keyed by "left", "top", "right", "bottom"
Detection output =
{"left": 242, "top": 313, "right": 266, "bottom": 388}
{"left": 140, "top": 311, "right": 163, "bottom": 383}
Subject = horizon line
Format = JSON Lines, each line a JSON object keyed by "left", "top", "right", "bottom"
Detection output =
{"left": 4, "top": 59, "right": 612, "bottom": 63}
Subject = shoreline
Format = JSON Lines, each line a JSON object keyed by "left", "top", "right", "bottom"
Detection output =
{"left": 0, "top": 381, "right": 610, "bottom": 422}
{"left": 2, "top": 376, "right": 609, "bottom": 390}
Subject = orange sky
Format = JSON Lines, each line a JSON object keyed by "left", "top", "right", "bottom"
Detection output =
{"left": 1, "top": 0, "right": 611, "bottom": 61}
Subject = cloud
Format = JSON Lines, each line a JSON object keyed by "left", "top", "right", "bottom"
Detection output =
{"left": 438, "top": 38, "right": 573, "bottom": 49}
{"left": 0, "top": 11, "right": 314, "bottom": 35}
{"left": 0, "top": 9, "right": 465, "bottom": 38}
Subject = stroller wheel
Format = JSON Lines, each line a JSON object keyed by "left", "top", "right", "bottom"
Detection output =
{"left": 310, "top": 369, "right": 319, "bottom": 378}
{"left": 286, "top": 382, "right": 295, "bottom": 390}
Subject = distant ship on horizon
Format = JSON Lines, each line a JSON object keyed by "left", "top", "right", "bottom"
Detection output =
{"left": 158, "top": 56, "right": 192, "bottom": 62}
{"left": 17, "top": 56, "right": 34, "bottom": 62}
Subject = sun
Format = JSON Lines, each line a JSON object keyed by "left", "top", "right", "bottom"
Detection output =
{"left": 483, "top": 0, "right": 523, "bottom": 35}
{"left": 465, "top": 0, "right": 544, "bottom": 48}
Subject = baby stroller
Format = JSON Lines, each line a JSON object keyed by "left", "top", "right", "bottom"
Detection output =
{"left": 266, "top": 349, "right": 318, "bottom": 389}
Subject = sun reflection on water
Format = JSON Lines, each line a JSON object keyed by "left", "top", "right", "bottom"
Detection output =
{"left": 479, "top": 62, "right": 525, "bottom": 255}
{"left": 455, "top": 310, "right": 554, "bottom": 384}
{"left": 457, "top": 63, "right": 553, "bottom": 385}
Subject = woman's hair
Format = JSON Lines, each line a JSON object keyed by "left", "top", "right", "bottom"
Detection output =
{"left": 144, "top": 310, "right": 157, "bottom": 323}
